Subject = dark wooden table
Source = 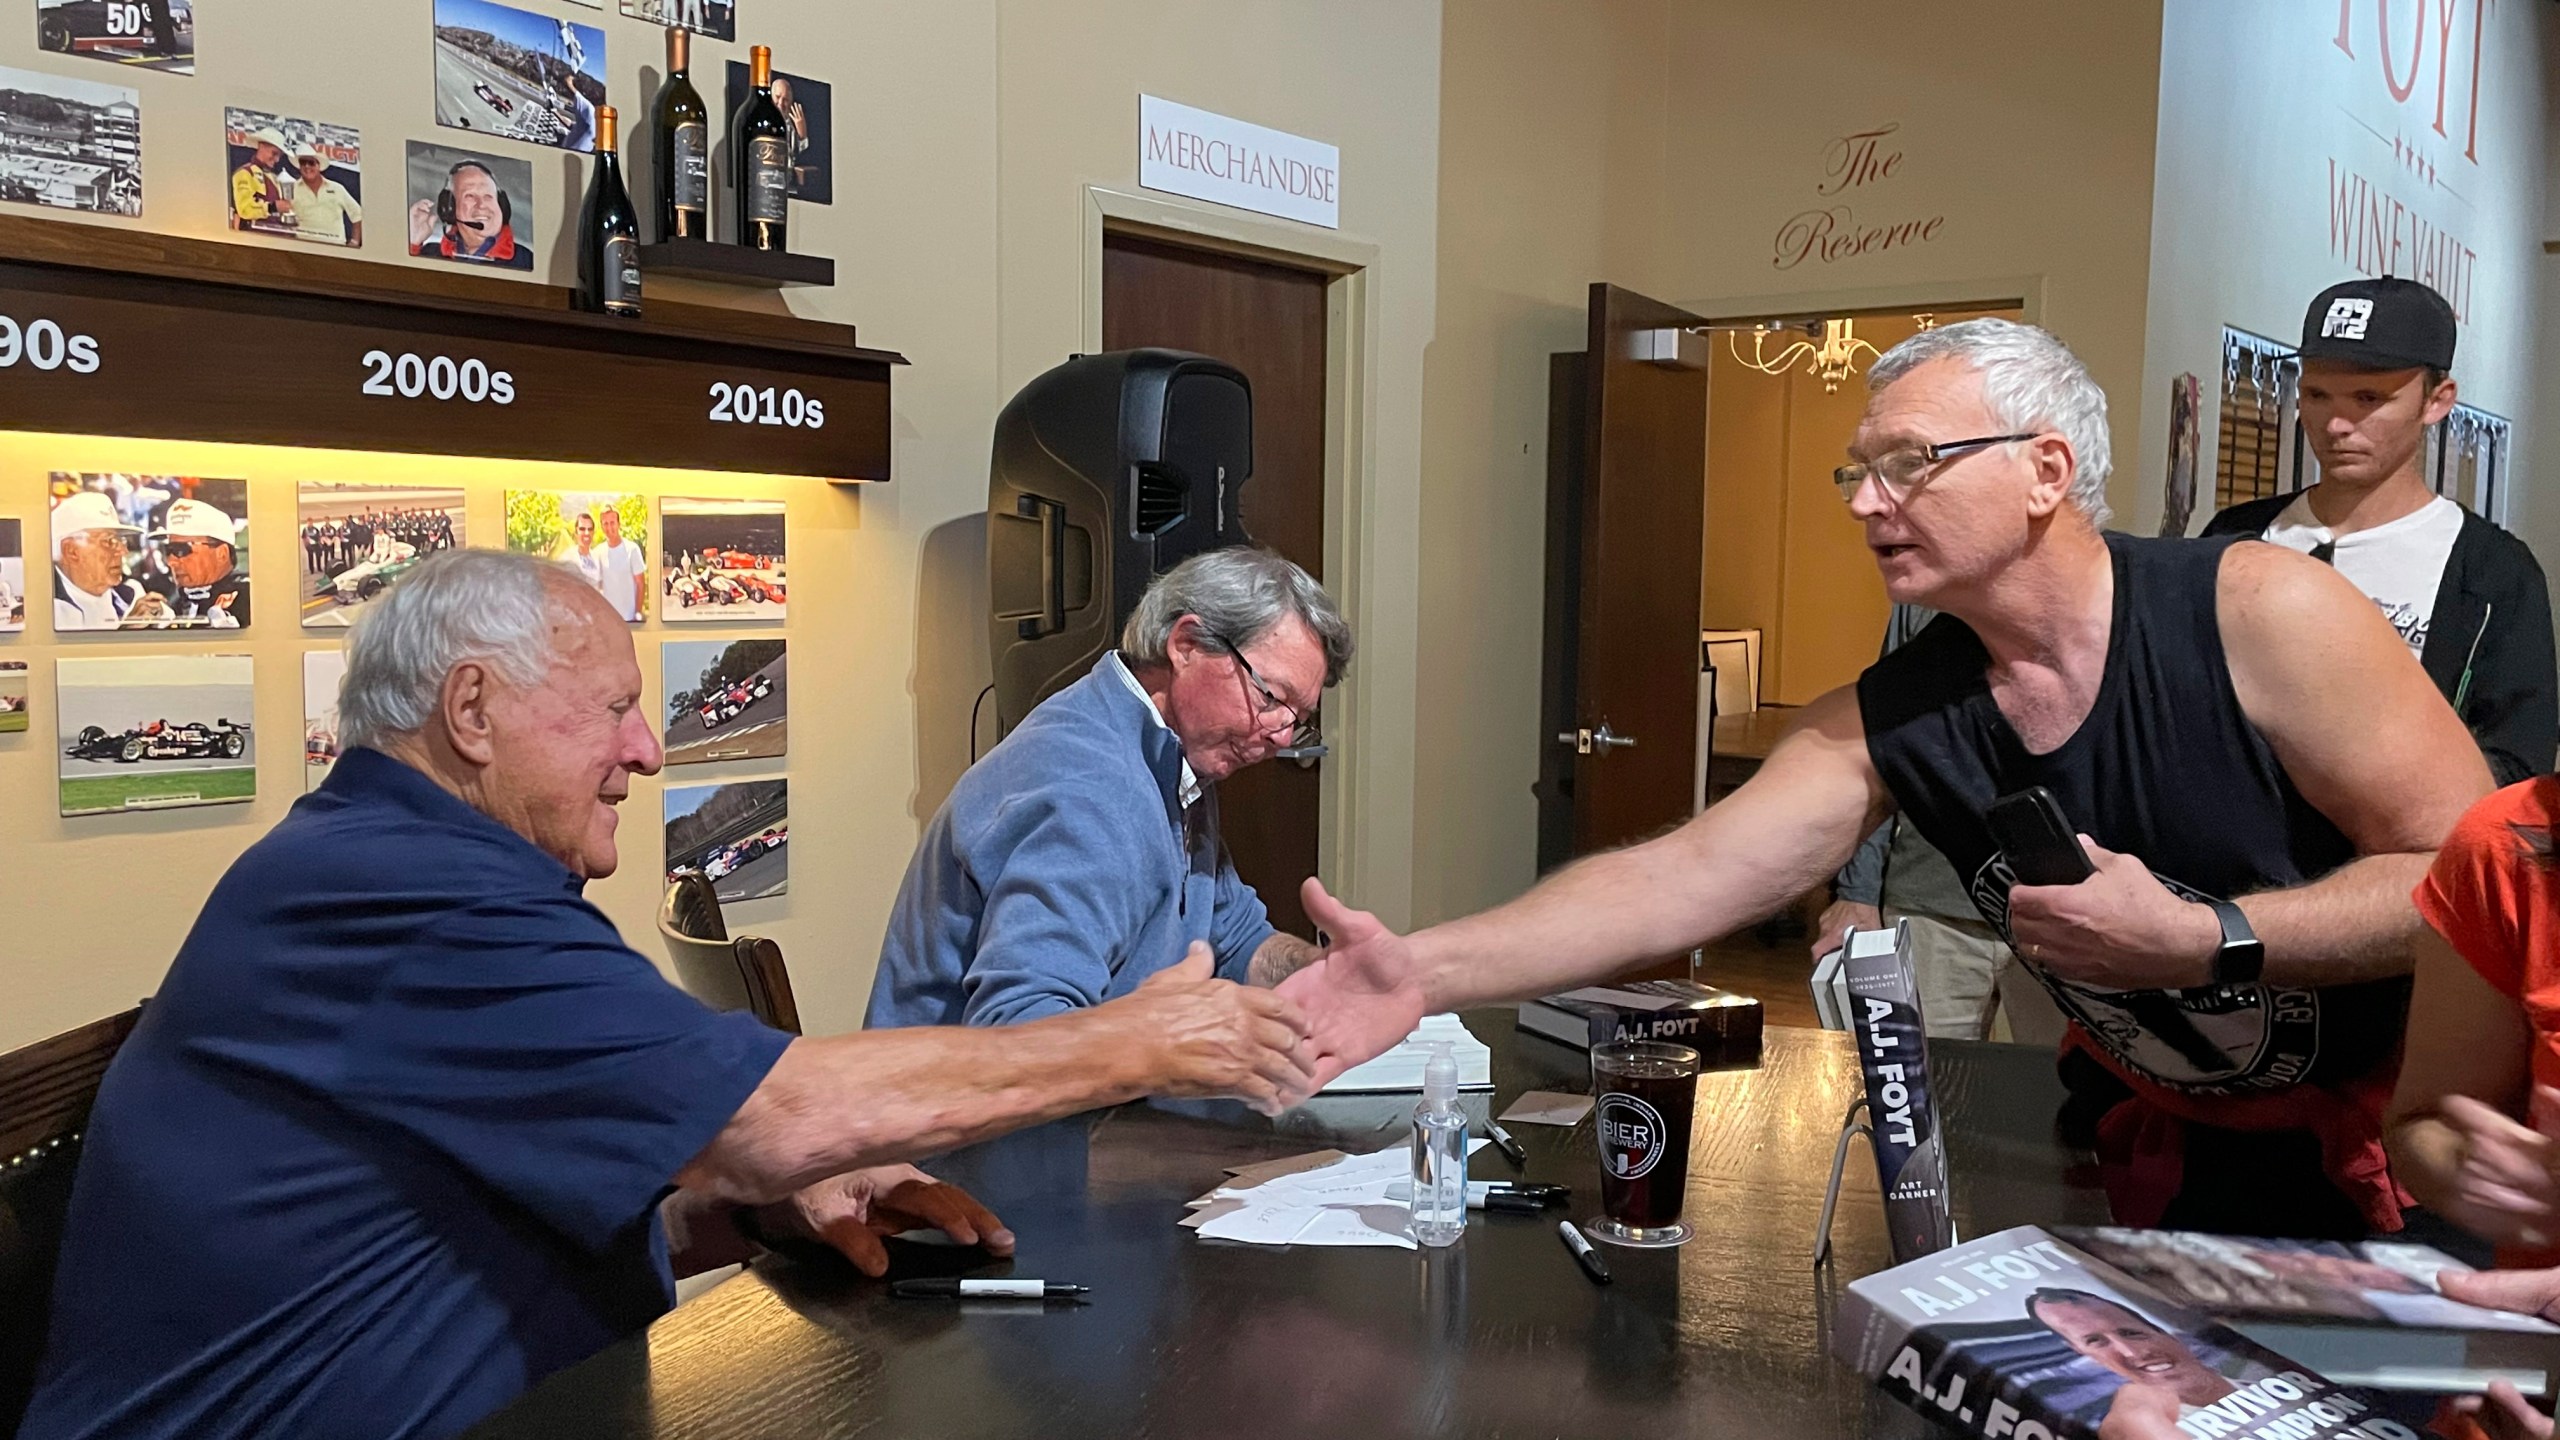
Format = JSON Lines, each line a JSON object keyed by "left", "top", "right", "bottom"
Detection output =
{"left": 469, "top": 1021, "right": 2108, "bottom": 1439}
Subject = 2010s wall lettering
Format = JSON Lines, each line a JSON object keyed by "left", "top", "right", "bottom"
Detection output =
{"left": 0, "top": 314, "right": 101, "bottom": 373}
{"left": 359, "top": 349, "right": 517, "bottom": 405}
{"left": 708, "top": 382, "right": 825, "bottom": 430}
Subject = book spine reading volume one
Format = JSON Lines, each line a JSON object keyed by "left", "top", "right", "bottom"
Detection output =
{"left": 1835, "top": 1226, "right": 2439, "bottom": 1440}
{"left": 1844, "top": 923, "right": 1953, "bottom": 1264}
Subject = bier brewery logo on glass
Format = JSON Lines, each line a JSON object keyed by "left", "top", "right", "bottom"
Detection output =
{"left": 1596, "top": 1091, "right": 1667, "bottom": 1180}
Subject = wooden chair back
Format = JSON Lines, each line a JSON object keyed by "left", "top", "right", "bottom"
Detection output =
{"left": 657, "top": 873, "right": 802, "bottom": 1035}
{"left": 1, "top": 1008, "right": 141, "bottom": 1435}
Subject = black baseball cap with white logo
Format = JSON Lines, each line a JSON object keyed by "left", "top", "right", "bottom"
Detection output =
{"left": 2298, "top": 276, "right": 2456, "bottom": 372}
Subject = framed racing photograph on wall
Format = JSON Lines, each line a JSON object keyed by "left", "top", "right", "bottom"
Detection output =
{"left": 506, "top": 489, "right": 647, "bottom": 622}
{"left": 403, "top": 141, "right": 536, "bottom": 271}
{"left": 50, "top": 473, "right": 251, "bottom": 630}
{"left": 621, "top": 0, "right": 732, "bottom": 42}
{"left": 0, "top": 516, "right": 23, "bottom": 631}
{"left": 0, "top": 63, "right": 142, "bottom": 217}
{"left": 660, "top": 497, "right": 784, "bottom": 621}
{"left": 665, "top": 777, "right": 787, "bottom": 903}
{"left": 224, "top": 107, "right": 363, "bottom": 247}
{"left": 303, "top": 648, "right": 345, "bottom": 791}
{"left": 36, "top": 0, "right": 193, "bottom": 75}
{"left": 433, "top": 0, "right": 608, "bottom": 154}
{"left": 0, "top": 660, "right": 26, "bottom": 734}
{"left": 57, "top": 652, "right": 255, "bottom": 816}
{"left": 662, "top": 638, "right": 785, "bottom": 767}
{"left": 299, "top": 482, "right": 464, "bottom": 627}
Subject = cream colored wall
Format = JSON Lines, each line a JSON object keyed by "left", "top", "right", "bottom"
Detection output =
{"left": 0, "top": 0, "right": 1445, "bottom": 1050}
{"left": 1411, "top": 0, "right": 1661, "bottom": 925}
{"left": 2143, "top": 0, "right": 2554, "bottom": 537}
{"left": 2514, "top": 8, "right": 2560, "bottom": 572}
{"left": 1414, "top": 0, "right": 2163, "bottom": 923}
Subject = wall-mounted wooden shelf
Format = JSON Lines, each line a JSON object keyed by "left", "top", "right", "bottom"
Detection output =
{"left": 0, "top": 217, "right": 903, "bottom": 482}
{"left": 639, "top": 238, "right": 835, "bottom": 290}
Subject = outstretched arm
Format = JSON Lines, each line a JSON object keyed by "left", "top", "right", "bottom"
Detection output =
{"left": 678, "top": 947, "right": 1315, "bottom": 1206}
{"left": 1283, "top": 686, "right": 1890, "bottom": 1076}
{"left": 1417, "top": 686, "right": 1886, "bottom": 1008}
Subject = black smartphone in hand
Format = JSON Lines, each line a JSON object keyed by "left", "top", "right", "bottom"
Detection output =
{"left": 1986, "top": 787, "right": 2096, "bottom": 887}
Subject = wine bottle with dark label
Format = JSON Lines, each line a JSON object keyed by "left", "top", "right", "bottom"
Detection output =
{"left": 654, "top": 27, "right": 707, "bottom": 242}
{"left": 578, "top": 105, "right": 643, "bottom": 318}
{"left": 733, "top": 44, "right": 790, "bottom": 252}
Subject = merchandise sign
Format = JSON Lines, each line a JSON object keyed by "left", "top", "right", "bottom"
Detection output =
{"left": 1139, "top": 95, "right": 1339, "bottom": 229}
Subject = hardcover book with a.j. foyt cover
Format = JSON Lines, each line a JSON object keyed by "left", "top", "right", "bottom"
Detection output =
{"left": 1514, "top": 979, "right": 1762, "bottom": 1063}
{"left": 1844, "top": 922, "right": 1952, "bottom": 1264}
{"left": 1834, "top": 1226, "right": 2446, "bottom": 1439}
{"left": 2052, "top": 1227, "right": 2560, "bottom": 1396}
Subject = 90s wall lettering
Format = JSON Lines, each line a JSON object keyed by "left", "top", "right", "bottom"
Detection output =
{"left": 0, "top": 313, "right": 100, "bottom": 373}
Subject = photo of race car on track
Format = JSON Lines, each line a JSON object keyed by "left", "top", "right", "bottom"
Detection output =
{"left": 660, "top": 496, "right": 785, "bottom": 622}
{"left": 432, "top": 0, "right": 607, "bottom": 154}
{"left": 665, "top": 777, "right": 787, "bottom": 903}
{"left": 298, "top": 483, "right": 464, "bottom": 627}
{"left": 37, "top": 0, "right": 193, "bottom": 75}
{"left": 56, "top": 653, "right": 256, "bottom": 816}
{"left": 662, "top": 638, "right": 785, "bottom": 765}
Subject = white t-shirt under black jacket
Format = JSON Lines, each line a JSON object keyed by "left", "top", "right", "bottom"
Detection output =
{"left": 2257, "top": 492, "right": 2463, "bottom": 657}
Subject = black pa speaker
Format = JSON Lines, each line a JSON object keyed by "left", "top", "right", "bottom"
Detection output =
{"left": 987, "top": 348, "right": 1251, "bottom": 731}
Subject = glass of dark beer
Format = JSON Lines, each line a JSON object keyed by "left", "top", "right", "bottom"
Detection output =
{"left": 1588, "top": 1040, "right": 1700, "bottom": 1247}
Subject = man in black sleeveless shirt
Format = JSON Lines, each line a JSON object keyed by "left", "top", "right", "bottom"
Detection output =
{"left": 1282, "top": 319, "right": 2489, "bottom": 1239}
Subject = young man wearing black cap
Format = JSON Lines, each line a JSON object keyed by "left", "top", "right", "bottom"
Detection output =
{"left": 2204, "top": 277, "right": 2555, "bottom": 784}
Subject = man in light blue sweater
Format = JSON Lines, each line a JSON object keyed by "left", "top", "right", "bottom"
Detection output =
{"left": 867, "top": 547, "right": 1354, "bottom": 1029}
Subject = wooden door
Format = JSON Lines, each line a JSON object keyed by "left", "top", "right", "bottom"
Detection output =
{"left": 1571, "top": 284, "right": 1708, "bottom": 862}
{"left": 1102, "top": 231, "right": 1329, "bottom": 939}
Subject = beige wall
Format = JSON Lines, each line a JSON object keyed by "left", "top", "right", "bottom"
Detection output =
{"left": 2143, "top": 0, "right": 2554, "bottom": 538}
{"left": 0, "top": 0, "right": 1444, "bottom": 1050}
{"left": 1410, "top": 0, "right": 1660, "bottom": 926}
{"left": 1414, "top": 0, "right": 2164, "bottom": 923}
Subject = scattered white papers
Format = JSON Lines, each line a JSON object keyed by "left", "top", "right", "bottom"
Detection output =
{"left": 1183, "top": 1141, "right": 1489, "bottom": 1249}
{"left": 1318, "top": 1013, "right": 1494, "bottom": 1094}
{"left": 1498, "top": 1090, "right": 1595, "bottom": 1127}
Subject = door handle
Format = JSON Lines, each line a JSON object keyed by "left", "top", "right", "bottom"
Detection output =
{"left": 1556, "top": 726, "right": 1637, "bottom": 755}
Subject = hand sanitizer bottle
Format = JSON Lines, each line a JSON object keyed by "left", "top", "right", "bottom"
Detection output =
{"left": 1409, "top": 1041, "right": 1468, "bottom": 1247}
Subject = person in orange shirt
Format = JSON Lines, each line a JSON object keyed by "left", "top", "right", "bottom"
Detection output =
{"left": 2385, "top": 778, "right": 2560, "bottom": 1259}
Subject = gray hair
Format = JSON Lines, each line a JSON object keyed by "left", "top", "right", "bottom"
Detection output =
{"left": 337, "top": 548, "right": 568, "bottom": 751}
{"left": 1121, "top": 547, "right": 1354, "bottom": 686}
{"left": 1865, "top": 318, "right": 2113, "bottom": 528}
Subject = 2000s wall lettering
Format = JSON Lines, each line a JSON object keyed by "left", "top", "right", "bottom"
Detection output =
{"left": 360, "top": 349, "right": 517, "bottom": 405}
{"left": 1772, "top": 123, "right": 1947, "bottom": 271}
{"left": 0, "top": 313, "right": 101, "bottom": 373}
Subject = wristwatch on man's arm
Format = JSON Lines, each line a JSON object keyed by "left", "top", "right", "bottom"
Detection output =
{"left": 2206, "top": 898, "right": 2264, "bottom": 986}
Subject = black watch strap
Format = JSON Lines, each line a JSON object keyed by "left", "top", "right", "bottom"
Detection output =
{"left": 2208, "top": 898, "right": 2265, "bottom": 986}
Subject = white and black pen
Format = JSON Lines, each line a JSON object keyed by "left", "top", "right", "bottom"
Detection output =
{"left": 1558, "top": 1221, "right": 1611, "bottom": 1286}
{"left": 890, "top": 1278, "right": 1090, "bottom": 1301}
{"left": 1486, "top": 1120, "right": 1529, "bottom": 1168}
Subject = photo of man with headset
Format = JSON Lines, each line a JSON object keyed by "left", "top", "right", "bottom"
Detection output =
{"left": 405, "top": 147, "right": 535, "bottom": 272}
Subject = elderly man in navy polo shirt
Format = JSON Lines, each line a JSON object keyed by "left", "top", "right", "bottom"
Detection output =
{"left": 21, "top": 550, "right": 1316, "bottom": 1440}
{"left": 864, "top": 546, "right": 1353, "bottom": 1030}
